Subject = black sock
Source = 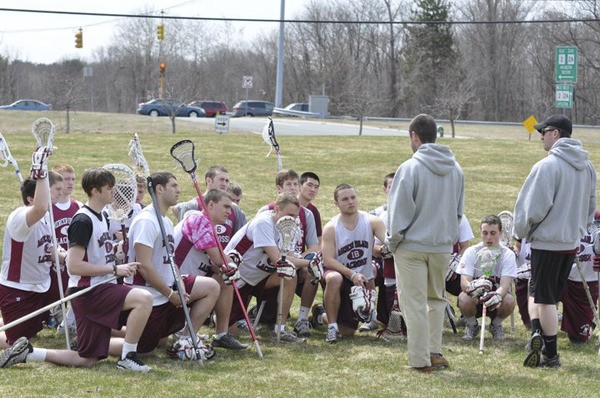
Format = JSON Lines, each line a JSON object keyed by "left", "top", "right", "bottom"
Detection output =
{"left": 531, "top": 319, "right": 542, "bottom": 335}
{"left": 543, "top": 334, "right": 558, "bottom": 357}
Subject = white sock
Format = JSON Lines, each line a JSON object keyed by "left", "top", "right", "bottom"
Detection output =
{"left": 215, "top": 332, "right": 227, "bottom": 339}
{"left": 121, "top": 342, "right": 137, "bottom": 359}
{"left": 66, "top": 307, "right": 76, "bottom": 326}
{"left": 466, "top": 316, "right": 477, "bottom": 327}
{"left": 274, "top": 324, "right": 286, "bottom": 333}
{"left": 492, "top": 317, "right": 503, "bottom": 326}
{"left": 328, "top": 322, "right": 338, "bottom": 331}
{"left": 298, "top": 306, "right": 310, "bottom": 321}
{"left": 26, "top": 348, "right": 47, "bottom": 362}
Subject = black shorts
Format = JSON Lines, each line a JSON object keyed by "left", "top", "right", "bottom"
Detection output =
{"left": 529, "top": 248, "right": 575, "bottom": 305}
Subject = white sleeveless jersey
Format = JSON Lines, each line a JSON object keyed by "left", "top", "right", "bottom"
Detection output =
{"left": 333, "top": 211, "right": 374, "bottom": 279}
{"left": 225, "top": 210, "right": 278, "bottom": 287}
{"left": 127, "top": 205, "right": 175, "bottom": 306}
{"left": 68, "top": 206, "right": 117, "bottom": 289}
{"left": 173, "top": 210, "right": 214, "bottom": 277}
{"left": 0, "top": 207, "right": 53, "bottom": 292}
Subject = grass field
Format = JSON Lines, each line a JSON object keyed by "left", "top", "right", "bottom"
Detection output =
{"left": 0, "top": 110, "right": 599, "bottom": 397}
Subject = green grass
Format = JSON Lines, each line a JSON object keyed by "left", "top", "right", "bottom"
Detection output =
{"left": 0, "top": 111, "right": 599, "bottom": 397}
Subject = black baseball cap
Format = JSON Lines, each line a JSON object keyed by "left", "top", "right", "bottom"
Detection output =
{"left": 534, "top": 114, "right": 572, "bottom": 135}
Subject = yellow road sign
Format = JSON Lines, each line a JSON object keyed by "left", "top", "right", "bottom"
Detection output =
{"left": 523, "top": 115, "right": 538, "bottom": 134}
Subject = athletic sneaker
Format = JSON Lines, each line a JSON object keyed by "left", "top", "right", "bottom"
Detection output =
{"left": 489, "top": 324, "right": 505, "bottom": 342}
{"left": 167, "top": 338, "right": 216, "bottom": 361}
{"left": 309, "top": 303, "right": 325, "bottom": 327}
{"left": 523, "top": 331, "right": 544, "bottom": 368}
{"left": 293, "top": 319, "right": 313, "bottom": 337}
{"left": 0, "top": 337, "right": 32, "bottom": 368}
{"left": 462, "top": 323, "right": 478, "bottom": 341}
{"left": 211, "top": 333, "right": 248, "bottom": 350}
{"left": 430, "top": 353, "right": 449, "bottom": 369}
{"left": 358, "top": 318, "right": 378, "bottom": 332}
{"left": 376, "top": 328, "right": 406, "bottom": 342}
{"left": 540, "top": 353, "right": 561, "bottom": 368}
{"left": 116, "top": 352, "right": 151, "bottom": 372}
{"left": 272, "top": 330, "right": 306, "bottom": 343}
{"left": 326, "top": 326, "right": 340, "bottom": 344}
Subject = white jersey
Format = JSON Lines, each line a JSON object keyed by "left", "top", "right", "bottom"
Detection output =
{"left": 457, "top": 242, "right": 518, "bottom": 279}
{"left": 105, "top": 202, "right": 143, "bottom": 238}
{"left": 458, "top": 215, "right": 474, "bottom": 245}
{"left": 257, "top": 203, "right": 318, "bottom": 255}
{"left": 128, "top": 205, "right": 175, "bottom": 306}
{"left": 332, "top": 211, "right": 374, "bottom": 280}
{"left": 68, "top": 206, "right": 116, "bottom": 289}
{"left": 225, "top": 210, "right": 279, "bottom": 287}
{"left": 570, "top": 234, "right": 599, "bottom": 282}
{"left": 173, "top": 210, "right": 216, "bottom": 276}
{"left": 0, "top": 206, "right": 53, "bottom": 292}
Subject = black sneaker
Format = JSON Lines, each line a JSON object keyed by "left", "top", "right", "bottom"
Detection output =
{"left": 0, "top": 337, "right": 32, "bottom": 368}
{"left": 211, "top": 333, "right": 248, "bottom": 350}
{"left": 540, "top": 353, "right": 561, "bottom": 368}
{"left": 523, "top": 332, "right": 544, "bottom": 368}
{"left": 116, "top": 352, "right": 151, "bottom": 372}
{"left": 309, "top": 304, "right": 325, "bottom": 328}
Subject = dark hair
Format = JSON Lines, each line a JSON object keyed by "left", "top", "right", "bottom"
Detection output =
{"left": 334, "top": 183, "right": 355, "bottom": 202}
{"left": 205, "top": 189, "right": 231, "bottom": 205}
{"left": 205, "top": 165, "right": 228, "bottom": 180}
{"left": 409, "top": 114, "right": 437, "bottom": 144}
{"left": 49, "top": 170, "right": 63, "bottom": 186}
{"left": 227, "top": 181, "right": 242, "bottom": 196}
{"left": 275, "top": 193, "right": 300, "bottom": 209}
{"left": 275, "top": 169, "right": 299, "bottom": 187}
{"left": 555, "top": 127, "right": 571, "bottom": 139}
{"left": 136, "top": 174, "right": 146, "bottom": 188}
{"left": 300, "top": 172, "right": 320, "bottom": 185}
{"left": 20, "top": 178, "right": 37, "bottom": 205}
{"left": 81, "top": 168, "right": 116, "bottom": 197}
{"left": 149, "top": 172, "right": 176, "bottom": 188}
{"left": 383, "top": 172, "right": 395, "bottom": 189}
{"left": 481, "top": 214, "right": 502, "bottom": 231}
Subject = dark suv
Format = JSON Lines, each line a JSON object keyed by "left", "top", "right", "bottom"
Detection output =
{"left": 188, "top": 101, "right": 227, "bottom": 117}
{"left": 231, "top": 100, "right": 275, "bottom": 117}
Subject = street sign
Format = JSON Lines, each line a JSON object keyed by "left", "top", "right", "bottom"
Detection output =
{"left": 523, "top": 115, "right": 538, "bottom": 134}
{"left": 555, "top": 84, "right": 573, "bottom": 108}
{"left": 242, "top": 75, "right": 253, "bottom": 89}
{"left": 214, "top": 115, "right": 230, "bottom": 134}
{"left": 555, "top": 46, "right": 577, "bottom": 83}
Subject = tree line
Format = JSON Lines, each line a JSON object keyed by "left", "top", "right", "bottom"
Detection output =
{"left": 0, "top": 0, "right": 598, "bottom": 126}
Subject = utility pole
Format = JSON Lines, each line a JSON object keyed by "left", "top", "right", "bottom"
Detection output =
{"left": 274, "top": 0, "right": 285, "bottom": 108}
{"left": 157, "top": 10, "right": 165, "bottom": 99}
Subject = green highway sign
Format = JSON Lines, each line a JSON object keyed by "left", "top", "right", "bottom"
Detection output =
{"left": 555, "top": 46, "right": 577, "bottom": 83}
{"left": 555, "top": 84, "right": 573, "bottom": 108}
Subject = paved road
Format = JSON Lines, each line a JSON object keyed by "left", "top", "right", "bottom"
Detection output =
{"left": 183, "top": 116, "right": 408, "bottom": 137}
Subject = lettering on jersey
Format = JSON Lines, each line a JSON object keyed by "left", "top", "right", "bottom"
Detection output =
{"left": 54, "top": 217, "right": 72, "bottom": 229}
{"left": 162, "top": 234, "right": 175, "bottom": 264}
{"left": 197, "top": 260, "right": 212, "bottom": 274}
{"left": 337, "top": 240, "right": 369, "bottom": 269}
{"left": 257, "top": 258, "right": 276, "bottom": 273}
{"left": 37, "top": 234, "right": 53, "bottom": 263}
{"left": 577, "top": 242, "right": 592, "bottom": 262}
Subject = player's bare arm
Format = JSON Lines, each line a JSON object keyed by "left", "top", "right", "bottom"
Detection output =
{"left": 67, "top": 245, "right": 138, "bottom": 278}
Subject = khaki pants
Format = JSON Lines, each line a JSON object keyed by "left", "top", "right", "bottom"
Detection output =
{"left": 394, "top": 249, "right": 449, "bottom": 368}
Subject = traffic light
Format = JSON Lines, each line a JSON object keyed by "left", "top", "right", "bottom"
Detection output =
{"left": 159, "top": 62, "right": 166, "bottom": 77}
{"left": 157, "top": 24, "right": 164, "bottom": 41}
{"left": 75, "top": 29, "right": 83, "bottom": 49}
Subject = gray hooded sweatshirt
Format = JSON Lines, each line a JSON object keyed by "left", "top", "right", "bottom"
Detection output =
{"left": 514, "top": 138, "right": 597, "bottom": 251}
{"left": 386, "top": 143, "right": 464, "bottom": 253}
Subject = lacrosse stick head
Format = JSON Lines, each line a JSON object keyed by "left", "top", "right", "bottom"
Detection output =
{"left": 0, "top": 133, "right": 9, "bottom": 167}
{"left": 498, "top": 211, "right": 513, "bottom": 247}
{"left": 261, "top": 117, "right": 279, "bottom": 152}
{"left": 476, "top": 246, "right": 501, "bottom": 277}
{"left": 103, "top": 164, "right": 137, "bottom": 224}
{"left": 276, "top": 215, "right": 300, "bottom": 259}
{"left": 170, "top": 140, "right": 197, "bottom": 173}
{"left": 31, "top": 117, "right": 55, "bottom": 149}
{"left": 128, "top": 133, "right": 150, "bottom": 177}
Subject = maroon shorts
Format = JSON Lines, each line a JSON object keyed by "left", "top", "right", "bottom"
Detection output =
{"left": 47, "top": 265, "right": 70, "bottom": 303}
{"left": 71, "top": 283, "right": 132, "bottom": 359}
{"left": 228, "top": 277, "right": 276, "bottom": 326}
{"left": 514, "top": 279, "right": 531, "bottom": 328}
{"left": 0, "top": 284, "right": 54, "bottom": 344}
{"left": 560, "top": 279, "right": 599, "bottom": 343}
{"left": 137, "top": 274, "right": 196, "bottom": 353}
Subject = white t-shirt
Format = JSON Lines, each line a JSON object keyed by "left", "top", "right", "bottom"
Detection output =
{"left": 457, "top": 242, "right": 517, "bottom": 279}
{"left": 569, "top": 234, "right": 599, "bottom": 282}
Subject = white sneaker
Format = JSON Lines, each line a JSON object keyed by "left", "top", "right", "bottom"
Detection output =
{"left": 116, "top": 352, "right": 151, "bottom": 372}
{"left": 358, "top": 318, "right": 378, "bottom": 332}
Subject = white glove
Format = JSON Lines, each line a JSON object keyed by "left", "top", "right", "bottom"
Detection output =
{"left": 276, "top": 259, "right": 296, "bottom": 279}
{"left": 480, "top": 291, "right": 502, "bottom": 310}
{"left": 446, "top": 254, "right": 461, "bottom": 282}
{"left": 466, "top": 277, "right": 493, "bottom": 298}
{"left": 221, "top": 261, "right": 240, "bottom": 285}
{"left": 380, "top": 244, "right": 394, "bottom": 260}
{"left": 349, "top": 286, "right": 376, "bottom": 323}
{"left": 30, "top": 147, "right": 50, "bottom": 180}
{"left": 517, "top": 263, "right": 531, "bottom": 280}
{"left": 305, "top": 252, "right": 323, "bottom": 284}
{"left": 227, "top": 250, "right": 242, "bottom": 267}
{"left": 113, "top": 240, "right": 126, "bottom": 261}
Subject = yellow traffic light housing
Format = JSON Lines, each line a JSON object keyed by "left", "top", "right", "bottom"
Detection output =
{"left": 159, "top": 62, "right": 166, "bottom": 76}
{"left": 75, "top": 29, "right": 83, "bottom": 49}
{"left": 157, "top": 24, "right": 164, "bottom": 41}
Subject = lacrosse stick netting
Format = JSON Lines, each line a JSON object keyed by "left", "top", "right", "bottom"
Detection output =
{"left": 475, "top": 246, "right": 501, "bottom": 354}
{"left": 128, "top": 133, "right": 150, "bottom": 177}
{"left": 32, "top": 117, "right": 55, "bottom": 150}
{"left": 0, "top": 132, "right": 23, "bottom": 182}
{"left": 102, "top": 164, "right": 138, "bottom": 224}
{"left": 170, "top": 140, "right": 197, "bottom": 174}
{"left": 262, "top": 117, "right": 283, "bottom": 171}
{"left": 275, "top": 216, "right": 300, "bottom": 342}
{"left": 498, "top": 211, "right": 514, "bottom": 247}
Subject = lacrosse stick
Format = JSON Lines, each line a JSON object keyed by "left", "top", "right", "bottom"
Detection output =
{"left": 170, "top": 139, "right": 263, "bottom": 358}
{"left": 475, "top": 246, "right": 501, "bottom": 355}
{"left": 128, "top": 133, "right": 150, "bottom": 177}
{"left": 498, "top": 210, "right": 516, "bottom": 333}
{"left": 0, "top": 132, "right": 24, "bottom": 182}
{"left": 146, "top": 176, "right": 206, "bottom": 364}
{"left": 31, "top": 117, "right": 71, "bottom": 350}
{"left": 275, "top": 215, "right": 300, "bottom": 343}
{"left": 262, "top": 117, "right": 283, "bottom": 172}
{"left": 592, "top": 224, "right": 600, "bottom": 355}
{"left": 573, "top": 254, "right": 600, "bottom": 355}
{"left": 102, "top": 164, "right": 137, "bottom": 264}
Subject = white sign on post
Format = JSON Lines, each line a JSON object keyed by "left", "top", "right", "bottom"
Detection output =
{"left": 214, "top": 115, "right": 230, "bottom": 134}
{"left": 242, "top": 75, "right": 253, "bottom": 89}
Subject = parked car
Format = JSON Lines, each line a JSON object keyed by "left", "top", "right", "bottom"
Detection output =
{"left": 0, "top": 99, "right": 51, "bottom": 111}
{"left": 231, "top": 100, "right": 275, "bottom": 117}
{"left": 188, "top": 101, "right": 227, "bottom": 117}
{"left": 284, "top": 102, "right": 309, "bottom": 112}
{"left": 136, "top": 99, "right": 205, "bottom": 117}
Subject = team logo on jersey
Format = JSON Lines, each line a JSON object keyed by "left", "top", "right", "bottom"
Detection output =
{"left": 216, "top": 224, "right": 226, "bottom": 235}
{"left": 37, "top": 235, "right": 53, "bottom": 263}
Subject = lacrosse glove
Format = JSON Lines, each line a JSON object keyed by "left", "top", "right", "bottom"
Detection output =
{"left": 276, "top": 259, "right": 296, "bottom": 279}
{"left": 30, "top": 147, "right": 50, "bottom": 180}
{"left": 304, "top": 252, "right": 323, "bottom": 284}
{"left": 466, "top": 277, "right": 493, "bottom": 298}
{"left": 480, "top": 291, "right": 502, "bottom": 310}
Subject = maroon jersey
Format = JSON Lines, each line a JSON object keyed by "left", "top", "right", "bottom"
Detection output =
{"left": 53, "top": 198, "right": 81, "bottom": 251}
{"left": 307, "top": 202, "right": 322, "bottom": 238}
